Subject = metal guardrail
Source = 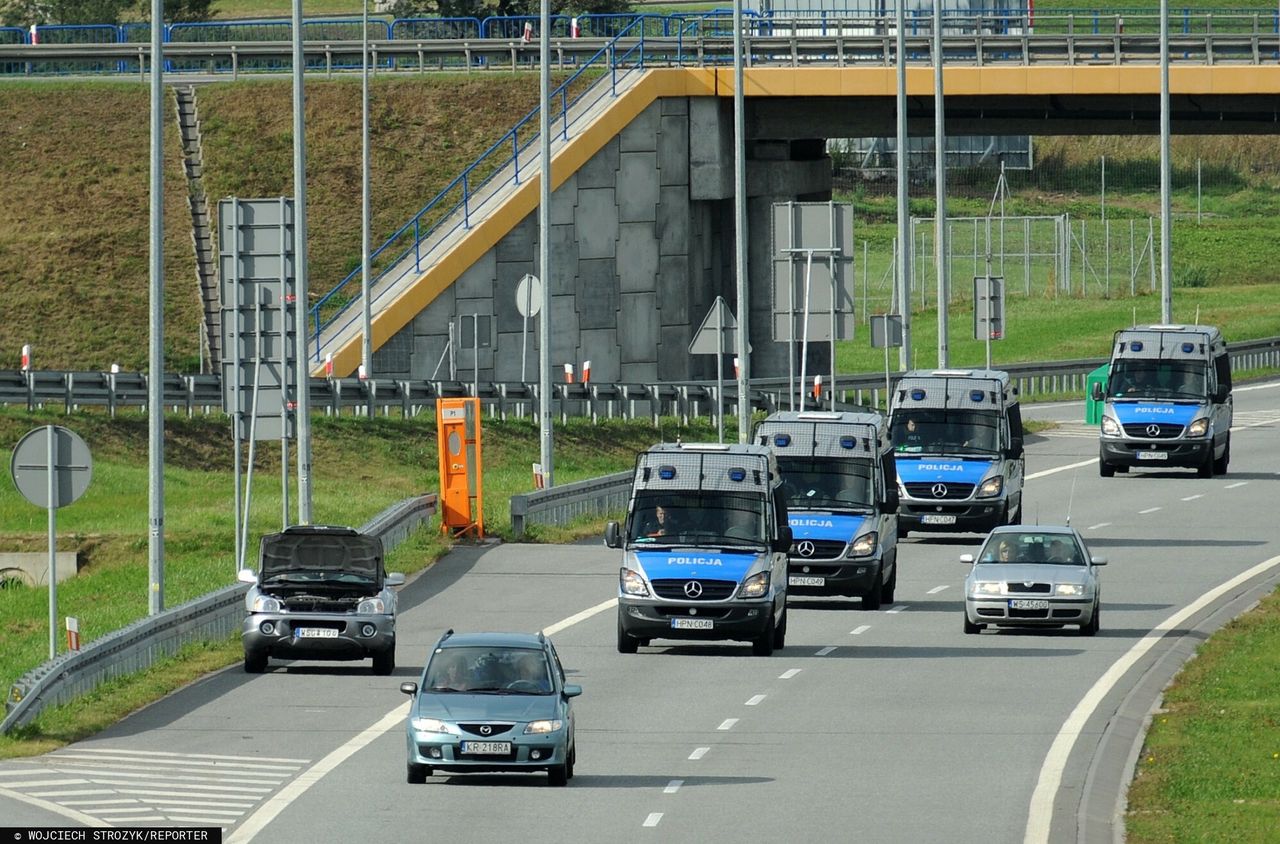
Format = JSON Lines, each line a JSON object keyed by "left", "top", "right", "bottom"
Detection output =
{"left": 3, "top": 337, "right": 1278, "bottom": 424}
{"left": 1, "top": 493, "right": 438, "bottom": 734}
{"left": 510, "top": 470, "right": 632, "bottom": 540}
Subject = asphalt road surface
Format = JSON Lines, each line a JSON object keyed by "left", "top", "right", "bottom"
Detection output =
{"left": 2, "top": 382, "right": 1278, "bottom": 844}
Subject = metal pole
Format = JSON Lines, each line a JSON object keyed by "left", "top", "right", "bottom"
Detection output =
{"left": 361, "top": 0, "right": 373, "bottom": 379}
{"left": 291, "top": 0, "right": 314, "bottom": 523}
{"left": 933, "top": 0, "right": 948, "bottom": 369}
{"left": 862, "top": 240, "right": 869, "bottom": 321}
{"left": 148, "top": 0, "right": 165, "bottom": 615}
{"left": 799, "top": 250, "right": 813, "bottom": 411}
{"left": 472, "top": 314, "right": 479, "bottom": 401}
{"left": 1130, "top": 218, "right": 1136, "bottom": 296}
{"left": 716, "top": 303, "right": 724, "bottom": 443}
{"left": 787, "top": 203, "right": 796, "bottom": 411}
{"left": 538, "top": 0, "right": 554, "bottom": 484}
{"left": 232, "top": 200, "right": 243, "bottom": 570}
{"left": 1160, "top": 0, "right": 1173, "bottom": 322}
{"left": 1197, "top": 157, "right": 1202, "bottom": 224}
{"left": 896, "top": 0, "right": 912, "bottom": 369}
{"left": 733, "top": 0, "right": 751, "bottom": 443}
{"left": 279, "top": 198, "right": 290, "bottom": 529}
{"left": 46, "top": 425, "right": 56, "bottom": 659}
{"left": 241, "top": 294, "right": 265, "bottom": 571}
{"left": 829, "top": 205, "right": 837, "bottom": 413}
{"left": 1101, "top": 154, "right": 1106, "bottom": 222}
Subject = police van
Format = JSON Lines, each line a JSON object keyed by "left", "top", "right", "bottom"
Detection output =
{"left": 888, "top": 369, "right": 1025, "bottom": 537}
{"left": 1091, "top": 324, "right": 1232, "bottom": 477}
{"left": 604, "top": 443, "right": 793, "bottom": 656}
{"left": 754, "top": 411, "right": 900, "bottom": 609}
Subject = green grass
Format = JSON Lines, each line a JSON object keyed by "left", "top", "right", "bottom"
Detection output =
{"left": 1125, "top": 589, "right": 1280, "bottom": 842}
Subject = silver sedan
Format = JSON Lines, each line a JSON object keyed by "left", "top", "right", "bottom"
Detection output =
{"left": 961, "top": 525, "right": 1106, "bottom": 636}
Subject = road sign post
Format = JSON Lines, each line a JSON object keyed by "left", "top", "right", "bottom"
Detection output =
{"left": 515, "top": 273, "right": 541, "bottom": 383}
{"left": 973, "top": 276, "right": 1006, "bottom": 368}
{"left": 871, "top": 314, "right": 904, "bottom": 408}
{"left": 11, "top": 425, "right": 93, "bottom": 659}
{"left": 690, "top": 297, "right": 749, "bottom": 443}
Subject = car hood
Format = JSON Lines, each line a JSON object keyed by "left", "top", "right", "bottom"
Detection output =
{"left": 970, "top": 563, "right": 1092, "bottom": 585}
{"left": 414, "top": 694, "right": 559, "bottom": 723}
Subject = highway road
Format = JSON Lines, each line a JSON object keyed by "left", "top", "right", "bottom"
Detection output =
{"left": 1, "top": 382, "right": 1278, "bottom": 843}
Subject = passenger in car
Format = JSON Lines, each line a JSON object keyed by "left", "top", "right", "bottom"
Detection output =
{"left": 1047, "top": 540, "right": 1079, "bottom": 564}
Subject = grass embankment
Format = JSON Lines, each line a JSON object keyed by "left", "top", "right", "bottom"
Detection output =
{"left": 0, "top": 407, "right": 711, "bottom": 757}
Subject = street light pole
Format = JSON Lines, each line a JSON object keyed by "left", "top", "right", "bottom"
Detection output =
{"left": 361, "top": 0, "right": 372, "bottom": 378}
{"left": 733, "top": 0, "right": 750, "bottom": 442}
{"left": 538, "top": 0, "right": 554, "bottom": 484}
{"left": 895, "top": 0, "right": 912, "bottom": 371}
{"left": 148, "top": 0, "right": 165, "bottom": 614}
{"left": 933, "top": 0, "right": 948, "bottom": 369}
{"left": 1159, "top": 0, "right": 1173, "bottom": 323}
{"left": 291, "top": 0, "right": 313, "bottom": 523}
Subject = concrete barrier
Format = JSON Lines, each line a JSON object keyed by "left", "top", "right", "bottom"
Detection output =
{"left": 1, "top": 493, "right": 437, "bottom": 734}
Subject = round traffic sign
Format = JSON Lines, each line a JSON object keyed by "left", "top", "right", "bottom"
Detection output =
{"left": 515, "top": 274, "right": 542, "bottom": 318}
{"left": 11, "top": 426, "right": 93, "bottom": 509}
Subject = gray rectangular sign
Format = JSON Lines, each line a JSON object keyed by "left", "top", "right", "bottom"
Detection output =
{"left": 771, "top": 202, "right": 856, "bottom": 342}
{"left": 870, "top": 314, "right": 904, "bottom": 349}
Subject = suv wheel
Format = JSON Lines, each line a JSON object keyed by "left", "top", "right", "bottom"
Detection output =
{"left": 752, "top": 611, "right": 776, "bottom": 656}
{"left": 372, "top": 646, "right": 395, "bottom": 676}
{"left": 616, "top": 612, "right": 638, "bottom": 654}
{"left": 244, "top": 650, "right": 267, "bottom": 674}
{"left": 406, "top": 763, "right": 428, "bottom": 784}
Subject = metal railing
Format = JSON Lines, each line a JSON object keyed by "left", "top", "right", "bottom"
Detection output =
{"left": 510, "top": 470, "right": 631, "bottom": 539}
{"left": 1, "top": 493, "right": 437, "bottom": 734}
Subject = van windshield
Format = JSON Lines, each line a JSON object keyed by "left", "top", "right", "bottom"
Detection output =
{"left": 1108, "top": 361, "right": 1208, "bottom": 401}
{"left": 629, "top": 492, "right": 767, "bottom": 548}
{"left": 776, "top": 457, "right": 874, "bottom": 512}
{"left": 890, "top": 410, "right": 1000, "bottom": 456}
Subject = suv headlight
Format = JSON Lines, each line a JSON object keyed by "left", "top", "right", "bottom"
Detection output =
{"left": 850, "top": 532, "right": 878, "bottom": 557}
{"left": 973, "top": 581, "right": 1003, "bottom": 596}
{"left": 357, "top": 597, "right": 387, "bottom": 614}
{"left": 975, "top": 476, "right": 1003, "bottom": 498}
{"left": 738, "top": 571, "right": 770, "bottom": 598}
{"left": 1187, "top": 418, "right": 1209, "bottom": 437}
{"left": 1100, "top": 416, "right": 1121, "bottom": 437}
{"left": 524, "top": 720, "right": 564, "bottom": 734}
{"left": 250, "top": 595, "right": 281, "bottom": 613}
{"left": 1055, "top": 584, "right": 1084, "bottom": 596}
{"left": 411, "top": 717, "right": 455, "bottom": 734}
{"left": 620, "top": 568, "right": 649, "bottom": 597}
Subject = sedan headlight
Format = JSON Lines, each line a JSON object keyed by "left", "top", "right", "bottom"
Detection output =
{"left": 524, "top": 719, "right": 564, "bottom": 734}
{"left": 850, "top": 532, "right": 878, "bottom": 557}
{"left": 1100, "top": 416, "right": 1121, "bottom": 437}
{"left": 975, "top": 476, "right": 1003, "bottom": 498}
{"left": 1187, "top": 418, "right": 1209, "bottom": 437}
{"left": 973, "top": 581, "right": 1003, "bottom": 596}
{"left": 250, "top": 595, "right": 281, "bottom": 613}
{"left": 738, "top": 571, "right": 770, "bottom": 598}
{"left": 411, "top": 717, "right": 456, "bottom": 734}
{"left": 357, "top": 597, "right": 387, "bottom": 614}
{"left": 620, "top": 568, "right": 649, "bottom": 597}
{"left": 1055, "top": 584, "right": 1084, "bottom": 596}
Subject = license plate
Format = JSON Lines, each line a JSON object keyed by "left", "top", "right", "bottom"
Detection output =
{"left": 921, "top": 514, "right": 957, "bottom": 525}
{"left": 1009, "top": 599, "right": 1050, "bottom": 610}
{"left": 1137, "top": 451, "right": 1168, "bottom": 461}
{"left": 789, "top": 576, "right": 826, "bottom": 587}
{"left": 671, "top": 618, "right": 714, "bottom": 630}
{"left": 460, "top": 741, "right": 511, "bottom": 755}
{"left": 295, "top": 628, "right": 338, "bottom": 638}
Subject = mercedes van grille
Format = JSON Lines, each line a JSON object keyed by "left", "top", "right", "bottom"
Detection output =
{"left": 651, "top": 579, "right": 737, "bottom": 601}
{"left": 904, "top": 482, "right": 975, "bottom": 500}
{"left": 1122, "top": 423, "right": 1184, "bottom": 439}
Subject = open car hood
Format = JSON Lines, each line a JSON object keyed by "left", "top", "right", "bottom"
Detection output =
{"left": 258, "top": 531, "right": 385, "bottom": 585}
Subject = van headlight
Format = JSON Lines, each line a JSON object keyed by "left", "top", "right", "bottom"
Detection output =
{"left": 620, "top": 568, "right": 649, "bottom": 597}
{"left": 850, "top": 532, "right": 878, "bottom": 557}
{"left": 1100, "top": 416, "right": 1121, "bottom": 437}
{"left": 250, "top": 595, "right": 281, "bottom": 613}
{"left": 1187, "top": 418, "right": 1209, "bottom": 437}
{"left": 975, "top": 476, "right": 1003, "bottom": 498}
{"left": 738, "top": 572, "right": 770, "bottom": 598}
{"left": 357, "top": 597, "right": 386, "bottom": 614}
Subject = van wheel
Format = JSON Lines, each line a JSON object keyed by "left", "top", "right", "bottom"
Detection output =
{"left": 1006, "top": 501, "right": 1021, "bottom": 526}
{"left": 1213, "top": 439, "right": 1230, "bottom": 475}
{"left": 1197, "top": 451, "right": 1214, "bottom": 478}
{"left": 752, "top": 611, "right": 776, "bottom": 656}
{"left": 897, "top": 523, "right": 909, "bottom": 540}
{"left": 880, "top": 562, "right": 897, "bottom": 604}
{"left": 1099, "top": 460, "right": 1116, "bottom": 478}
{"left": 862, "top": 581, "right": 883, "bottom": 611}
{"left": 616, "top": 612, "right": 638, "bottom": 654}
{"left": 771, "top": 606, "right": 787, "bottom": 650}
{"left": 372, "top": 646, "right": 395, "bottom": 676}
{"left": 244, "top": 650, "right": 267, "bottom": 674}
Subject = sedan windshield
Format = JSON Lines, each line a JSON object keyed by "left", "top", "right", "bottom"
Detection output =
{"left": 425, "top": 647, "right": 553, "bottom": 694}
{"left": 978, "top": 533, "right": 1085, "bottom": 565}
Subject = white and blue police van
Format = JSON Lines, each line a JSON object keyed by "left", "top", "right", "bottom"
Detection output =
{"left": 754, "top": 411, "right": 900, "bottom": 609}
{"left": 604, "top": 443, "right": 793, "bottom": 656}
{"left": 888, "top": 369, "right": 1025, "bottom": 537}
{"left": 1091, "top": 324, "right": 1232, "bottom": 477}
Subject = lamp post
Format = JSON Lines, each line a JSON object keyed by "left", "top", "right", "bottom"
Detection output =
{"left": 733, "top": 0, "right": 750, "bottom": 442}
{"left": 1159, "top": 0, "right": 1173, "bottom": 322}
{"left": 361, "top": 0, "right": 372, "bottom": 378}
{"left": 291, "top": 0, "right": 313, "bottom": 523}
{"left": 538, "top": 0, "right": 554, "bottom": 484}
{"left": 895, "top": 0, "right": 912, "bottom": 371}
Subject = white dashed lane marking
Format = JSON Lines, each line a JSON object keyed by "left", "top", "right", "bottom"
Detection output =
{"left": 1225, "top": 482, "right": 1247, "bottom": 489}
{"left": 1087, "top": 523, "right": 1111, "bottom": 530}
{"left": 887, "top": 605, "right": 909, "bottom": 614}
{"left": 927, "top": 585, "right": 949, "bottom": 594}
{"left": 779, "top": 669, "right": 802, "bottom": 680}
{"left": 850, "top": 625, "right": 871, "bottom": 635}
{"left": 745, "top": 695, "right": 766, "bottom": 706}
{"left": 688, "top": 747, "right": 710, "bottom": 761}
{"left": 815, "top": 646, "right": 835, "bottom": 656}
{"left": 1182, "top": 494, "right": 1204, "bottom": 501}
{"left": 717, "top": 719, "right": 738, "bottom": 731}
{"left": 643, "top": 812, "right": 663, "bottom": 827}
{"left": 663, "top": 780, "right": 683, "bottom": 794}
{"left": 1139, "top": 507, "right": 1161, "bottom": 514}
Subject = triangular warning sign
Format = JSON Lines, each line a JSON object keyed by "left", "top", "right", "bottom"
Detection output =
{"left": 689, "top": 296, "right": 751, "bottom": 355}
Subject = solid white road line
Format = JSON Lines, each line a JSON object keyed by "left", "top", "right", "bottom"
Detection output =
{"left": 1026, "top": 457, "right": 1100, "bottom": 480}
{"left": 779, "top": 669, "right": 802, "bottom": 679}
{"left": 745, "top": 695, "right": 766, "bottom": 706}
{"left": 688, "top": 747, "right": 709, "bottom": 761}
{"left": 815, "top": 646, "right": 835, "bottom": 656}
{"left": 1181, "top": 494, "right": 1204, "bottom": 501}
{"left": 927, "top": 585, "right": 949, "bottom": 594}
{"left": 0, "top": 784, "right": 110, "bottom": 828}
{"left": 663, "top": 780, "right": 683, "bottom": 794}
{"left": 1087, "top": 523, "right": 1110, "bottom": 530}
{"left": 717, "top": 719, "right": 738, "bottom": 731}
{"left": 542, "top": 597, "right": 618, "bottom": 636}
{"left": 887, "top": 605, "right": 908, "bottom": 614}
{"left": 1024, "top": 552, "right": 1280, "bottom": 844}
{"left": 1139, "top": 507, "right": 1161, "bottom": 514}
{"left": 850, "top": 625, "right": 871, "bottom": 635}
{"left": 643, "top": 813, "right": 663, "bottom": 827}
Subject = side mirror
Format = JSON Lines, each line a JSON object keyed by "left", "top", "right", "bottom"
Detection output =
{"left": 1006, "top": 442, "right": 1024, "bottom": 460}
{"left": 960, "top": 553, "right": 975, "bottom": 564}
{"left": 773, "top": 524, "right": 794, "bottom": 553}
{"left": 562, "top": 683, "right": 583, "bottom": 698}
{"left": 883, "top": 483, "right": 900, "bottom": 510}
{"left": 604, "top": 521, "right": 622, "bottom": 549}
{"left": 1090, "top": 381, "right": 1105, "bottom": 402}
{"left": 1090, "top": 556, "right": 1108, "bottom": 566}
{"left": 385, "top": 572, "right": 405, "bottom": 586}
{"left": 399, "top": 682, "right": 418, "bottom": 696}
{"left": 236, "top": 568, "right": 258, "bottom": 584}
{"left": 1214, "top": 384, "right": 1230, "bottom": 403}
